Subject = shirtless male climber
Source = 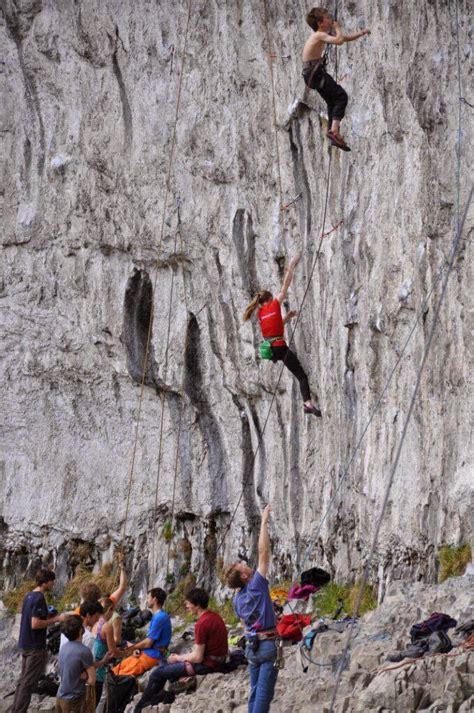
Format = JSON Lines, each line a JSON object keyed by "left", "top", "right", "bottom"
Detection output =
{"left": 302, "top": 7, "right": 370, "bottom": 151}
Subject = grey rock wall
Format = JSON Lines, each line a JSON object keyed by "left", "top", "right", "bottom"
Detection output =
{"left": 0, "top": 0, "right": 472, "bottom": 594}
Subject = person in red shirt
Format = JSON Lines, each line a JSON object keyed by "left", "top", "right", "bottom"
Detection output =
{"left": 243, "top": 253, "right": 321, "bottom": 416}
{"left": 133, "top": 588, "right": 228, "bottom": 712}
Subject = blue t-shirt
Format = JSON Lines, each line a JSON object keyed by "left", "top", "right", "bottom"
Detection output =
{"left": 234, "top": 571, "right": 276, "bottom": 632}
{"left": 143, "top": 610, "right": 172, "bottom": 659}
{"left": 18, "top": 591, "right": 49, "bottom": 650}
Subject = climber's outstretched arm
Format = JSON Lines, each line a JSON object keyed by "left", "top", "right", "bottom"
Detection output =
{"left": 342, "top": 28, "right": 371, "bottom": 43}
{"left": 276, "top": 254, "right": 301, "bottom": 304}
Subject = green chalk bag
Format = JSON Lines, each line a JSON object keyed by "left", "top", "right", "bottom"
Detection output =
{"left": 258, "top": 336, "right": 283, "bottom": 360}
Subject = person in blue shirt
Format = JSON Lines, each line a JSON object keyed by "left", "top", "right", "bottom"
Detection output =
{"left": 224, "top": 506, "right": 278, "bottom": 713}
{"left": 112, "top": 588, "right": 171, "bottom": 676}
{"left": 12, "top": 569, "right": 66, "bottom": 713}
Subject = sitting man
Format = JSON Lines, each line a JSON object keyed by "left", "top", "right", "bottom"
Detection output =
{"left": 133, "top": 588, "right": 228, "bottom": 712}
{"left": 113, "top": 588, "right": 171, "bottom": 676}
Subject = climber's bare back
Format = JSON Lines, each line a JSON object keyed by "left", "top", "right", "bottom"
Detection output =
{"left": 302, "top": 33, "right": 327, "bottom": 61}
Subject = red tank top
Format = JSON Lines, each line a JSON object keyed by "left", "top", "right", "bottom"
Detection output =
{"left": 258, "top": 299, "right": 286, "bottom": 347}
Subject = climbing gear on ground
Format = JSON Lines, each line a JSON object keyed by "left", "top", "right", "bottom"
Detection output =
{"left": 259, "top": 336, "right": 284, "bottom": 360}
{"left": 428, "top": 631, "right": 452, "bottom": 654}
{"left": 303, "top": 404, "right": 322, "bottom": 417}
{"left": 34, "top": 673, "right": 59, "bottom": 697}
{"left": 327, "top": 131, "right": 351, "bottom": 151}
{"left": 410, "top": 613, "right": 457, "bottom": 641}
{"left": 104, "top": 670, "right": 137, "bottom": 713}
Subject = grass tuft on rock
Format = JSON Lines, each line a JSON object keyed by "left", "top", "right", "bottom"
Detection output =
{"left": 438, "top": 543, "right": 471, "bottom": 582}
{"left": 2, "top": 580, "right": 36, "bottom": 613}
{"left": 312, "top": 581, "right": 377, "bottom": 618}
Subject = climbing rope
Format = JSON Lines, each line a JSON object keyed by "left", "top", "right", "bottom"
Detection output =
{"left": 165, "top": 201, "right": 191, "bottom": 579}
{"left": 215, "top": 8, "right": 340, "bottom": 556}
{"left": 328, "top": 8, "right": 470, "bottom": 703}
{"left": 119, "top": 0, "right": 192, "bottom": 575}
{"left": 327, "top": 189, "right": 472, "bottom": 710}
{"left": 262, "top": 0, "right": 284, "bottom": 210}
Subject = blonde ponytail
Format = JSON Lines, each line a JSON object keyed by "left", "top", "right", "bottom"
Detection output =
{"left": 243, "top": 290, "right": 272, "bottom": 322}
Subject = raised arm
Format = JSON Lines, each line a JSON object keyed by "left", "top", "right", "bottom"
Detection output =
{"left": 110, "top": 564, "right": 128, "bottom": 605}
{"left": 257, "top": 505, "right": 272, "bottom": 579}
{"left": 276, "top": 254, "right": 301, "bottom": 304}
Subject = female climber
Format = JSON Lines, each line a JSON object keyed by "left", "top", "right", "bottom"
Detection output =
{"left": 243, "top": 254, "right": 322, "bottom": 417}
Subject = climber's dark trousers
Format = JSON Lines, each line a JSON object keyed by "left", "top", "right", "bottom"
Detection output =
{"left": 303, "top": 66, "right": 348, "bottom": 128}
{"left": 271, "top": 346, "right": 312, "bottom": 402}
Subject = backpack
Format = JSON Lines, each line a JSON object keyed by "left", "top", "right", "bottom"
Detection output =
{"left": 104, "top": 671, "right": 137, "bottom": 713}
{"left": 276, "top": 614, "right": 311, "bottom": 643}
{"left": 34, "top": 673, "right": 59, "bottom": 697}
{"left": 428, "top": 631, "right": 452, "bottom": 654}
{"left": 301, "top": 567, "right": 331, "bottom": 587}
{"left": 410, "top": 613, "right": 457, "bottom": 642}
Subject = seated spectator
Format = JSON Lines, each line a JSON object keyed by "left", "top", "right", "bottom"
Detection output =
{"left": 133, "top": 588, "right": 228, "bottom": 713}
{"left": 113, "top": 588, "right": 171, "bottom": 676}
{"left": 56, "top": 615, "right": 96, "bottom": 713}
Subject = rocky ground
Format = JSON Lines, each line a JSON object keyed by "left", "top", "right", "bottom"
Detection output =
{"left": 1, "top": 575, "right": 472, "bottom": 713}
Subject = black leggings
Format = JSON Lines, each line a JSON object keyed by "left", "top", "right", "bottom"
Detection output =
{"left": 303, "top": 66, "right": 348, "bottom": 128}
{"left": 271, "top": 346, "right": 311, "bottom": 402}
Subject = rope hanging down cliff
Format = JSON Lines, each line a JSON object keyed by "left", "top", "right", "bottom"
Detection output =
{"left": 119, "top": 0, "right": 193, "bottom": 570}
{"left": 216, "top": 3, "right": 340, "bottom": 556}
{"left": 327, "top": 10, "right": 471, "bottom": 706}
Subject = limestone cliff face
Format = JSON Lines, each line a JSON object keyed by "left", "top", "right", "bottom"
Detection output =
{"left": 0, "top": 0, "right": 472, "bottom": 595}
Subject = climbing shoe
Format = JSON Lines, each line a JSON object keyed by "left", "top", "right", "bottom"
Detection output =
{"left": 304, "top": 404, "right": 322, "bottom": 417}
{"left": 327, "top": 131, "right": 351, "bottom": 152}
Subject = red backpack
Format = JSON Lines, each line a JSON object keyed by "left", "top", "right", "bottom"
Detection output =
{"left": 276, "top": 614, "right": 311, "bottom": 643}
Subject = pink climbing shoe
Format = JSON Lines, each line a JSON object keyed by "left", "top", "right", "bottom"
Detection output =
{"left": 327, "top": 131, "right": 351, "bottom": 152}
{"left": 304, "top": 404, "right": 322, "bottom": 417}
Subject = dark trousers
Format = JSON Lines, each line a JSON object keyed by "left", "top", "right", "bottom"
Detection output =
{"left": 134, "top": 661, "right": 214, "bottom": 712}
{"left": 271, "top": 346, "right": 312, "bottom": 402}
{"left": 303, "top": 66, "right": 348, "bottom": 127}
{"left": 12, "top": 648, "right": 48, "bottom": 713}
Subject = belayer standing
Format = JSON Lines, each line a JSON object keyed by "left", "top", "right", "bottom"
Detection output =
{"left": 243, "top": 254, "right": 321, "bottom": 417}
{"left": 302, "top": 7, "right": 370, "bottom": 151}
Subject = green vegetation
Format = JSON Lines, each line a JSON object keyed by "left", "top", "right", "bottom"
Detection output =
{"left": 312, "top": 581, "right": 377, "bottom": 618}
{"left": 1, "top": 563, "right": 120, "bottom": 614}
{"left": 438, "top": 543, "right": 471, "bottom": 583}
{"left": 162, "top": 521, "right": 173, "bottom": 543}
{"left": 2, "top": 580, "right": 36, "bottom": 614}
{"left": 209, "top": 596, "right": 240, "bottom": 627}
